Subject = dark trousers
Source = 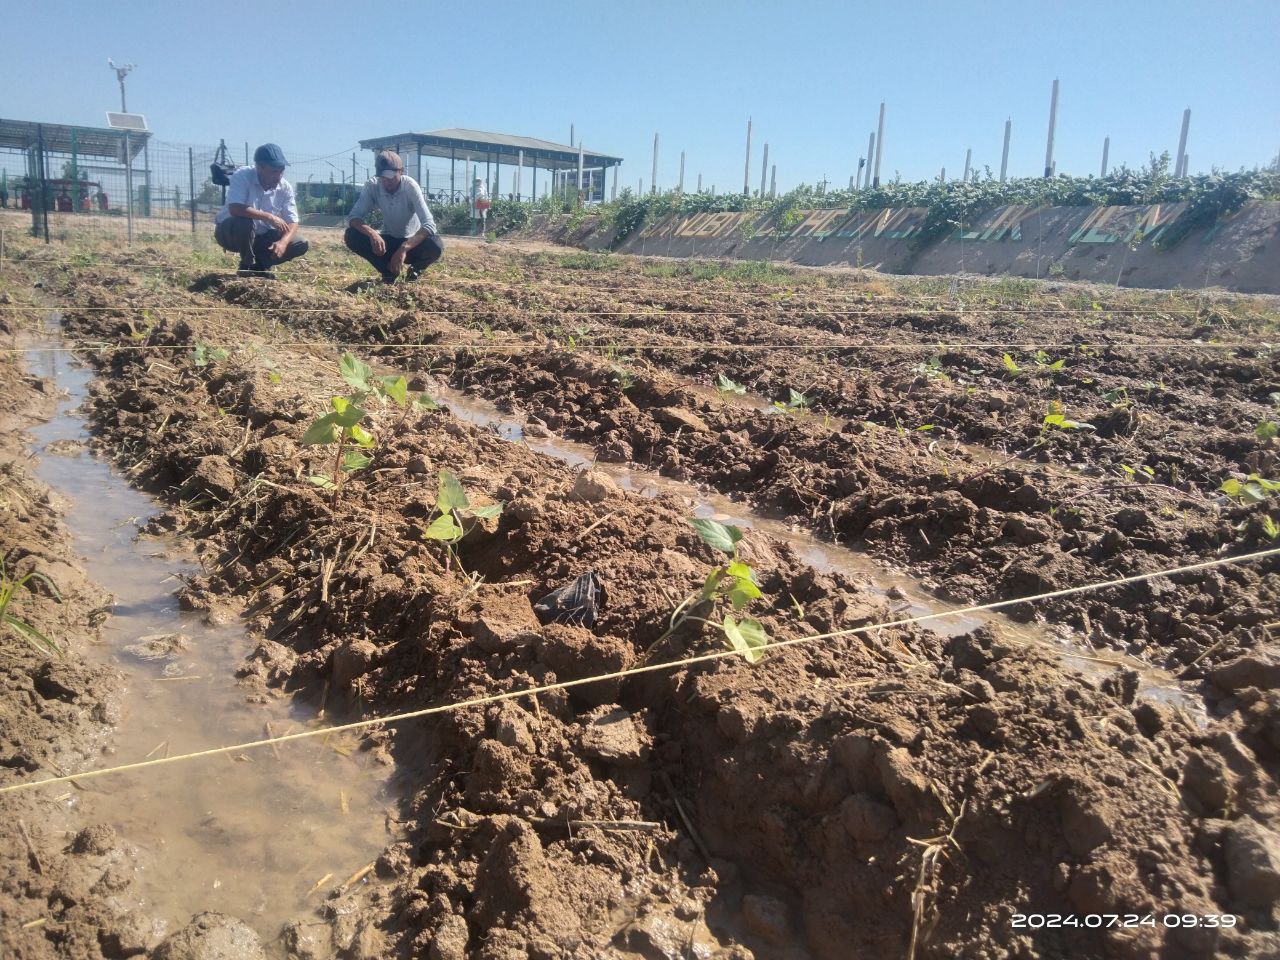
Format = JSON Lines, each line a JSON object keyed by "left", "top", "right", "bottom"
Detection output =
{"left": 344, "top": 227, "right": 444, "bottom": 279}
{"left": 215, "top": 216, "right": 309, "bottom": 269}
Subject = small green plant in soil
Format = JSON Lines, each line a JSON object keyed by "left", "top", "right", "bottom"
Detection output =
{"left": 648, "top": 519, "right": 769, "bottom": 664}
{"left": 610, "top": 364, "right": 636, "bottom": 391}
{"left": 771, "top": 388, "right": 810, "bottom": 416}
{"left": 0, "top": 557, "right": 61, "bottom": 658}
{"left": 1220, "top": 474, "right": 1280, "bottom": 505}
{"left": 715, "top": 373, "right": 747, "bottom": 395}
{"left": 422, "top": 470, "right": 503, "bottom": 570}
{"left": 1257, "top": 419, "right": 1279, "bottom": 443}
{"left": 302, "top": 352, "right": 435, "bottom": 497}
{"left": 910, "top": 354, "right": 950, "bottom": 383}
{"left": 191, "top": 342, "right": 229, "bottom": 367}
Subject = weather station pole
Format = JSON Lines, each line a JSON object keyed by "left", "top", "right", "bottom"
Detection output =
{"left": 109, "top": 59, "right": 136, "bottom": 241}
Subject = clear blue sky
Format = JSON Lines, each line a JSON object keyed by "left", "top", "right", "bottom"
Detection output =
{"left": 4, "top": 0, "right": 1278, "bottom": 193}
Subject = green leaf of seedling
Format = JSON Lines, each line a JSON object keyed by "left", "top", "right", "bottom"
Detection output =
{"left": 331, "top": 399, "right": 366, "bottom": 429}
{"left": 1043, "top": 413, "right": 1095, "bottom": 431}
{"left": 1257, "top": 420, "right": 1279, "bottom": 442}
{"left": 423, "top": 513, "right": 463, "bottom": 542}
{"left": 715, "top": 374, "right": 746, "bottom": 395}
{"left": 4, "top": 613, "right": 62, "bottom": 657}
{"left": 348, "top": 423, "right": 375, "bottom": 448}
{"left": 1263, "top": 516, "right": 1279, "bottom": 541}
{"left": 722, "top": 616, "right": 767, "bottom": 664}
{"left": 342, "top": 449, "right": 372, "bottom": 472}
{"left": 339, "top": 352, "right": 373, "bottom": 390}
{"left": 915, "top": 424, "right": 935, "bottom": 431}
{"left": 470, "top": 503, "right": 504, "bottom": 520}
{"left": 437, "top": 471, "right": 469, "bottom": 513}
{"left": 308, "top": 474, "right": 336, "bottom": 489}
{"left": 788, "top": 389, "right": 810, "bottom": 408}
{"left": 1047, "top": 359, "right": 1065, "bottom": 370}
{"left": 702, "top": 568, "right": 725, "bottom": 601}
{"left": 378, "top": 375, "right": 409, "bottom": 406}
{"left": 690, "top": 518, "right": 746, "bottom": 555}
{"left": 301, "top": 415, "right": 340, "bottom": 445}
{"left": 413, "top": 393, "right": 440, "bottom": 411}
{"left": 18, "top": 570, "right": 62, "bottom": 602}
{"left": 727, "top": 579, "right": 763, "bottom": 612}
{"left": 1002, "top": 353, "right": 1021, "bottom": 375}
{"left": 210, "top": 347, "right": 229, "bottom": 362}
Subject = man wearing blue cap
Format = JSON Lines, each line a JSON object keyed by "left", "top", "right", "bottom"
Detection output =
{"left": 344, "top": 150, "right": 443, "bottom": 283}
{"left": 214, "top": 143, "right": 309, "bottom": 275}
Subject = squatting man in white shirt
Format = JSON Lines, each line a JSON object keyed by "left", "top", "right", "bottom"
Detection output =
{"left": 213, "top": 143, "right": 309, "bottom": 276}
{"left": 345, "top": 150, "right": 444, "bottom": 283}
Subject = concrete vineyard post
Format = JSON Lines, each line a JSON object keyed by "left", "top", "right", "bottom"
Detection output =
{"left": 760, "top": 142, "right": 768, "bottom": 197}
{"left": 770, "top": 165, "right": 776, "bottom": 197}
{"left": 611, "top": 165, "right": 617, "bottom": 201}
{"left": 1101, "top": 137, "right": 1110, "bottom": 178}
{"left": 1000, "top": 119, "right": 1011, "bottom": 182}
{"left": 1175, "top": 108, "right": 1191, "bottom": 178}
{"left": 963, "top": 148, "right": 972, "bottom": 182}
{"left": 865, "top": 131, "right": 876, "bottom": 190}
{"left": 872, "top": 103, "right": 885, "bottom": 188}
{"left": 651, "top": 133, "right": 658, "bottom": 196}
{"left": 1044, "top": 78, "right": 1059, "bottom": 178}
{"left": 678, "top": 152, "right": 685, "bottom": 194}
{"left": 577, "top": 144, "right": 584, "bottom": 204}
{"left": 744, "top": 118, "right": 752, "bottom": 195}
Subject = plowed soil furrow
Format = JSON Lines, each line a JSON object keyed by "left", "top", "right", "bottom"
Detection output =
{"left": 9, "top": 237, "right": 1278, "bottom": 960}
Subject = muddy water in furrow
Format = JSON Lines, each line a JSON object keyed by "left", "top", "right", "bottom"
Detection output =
{"left": 25, "top": 325, "right": 397, "bottom": 953}
{"left": 430, "top": 377, "right": 1202, "bottom": 716}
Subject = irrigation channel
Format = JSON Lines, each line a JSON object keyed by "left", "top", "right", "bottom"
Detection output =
{"left": 24, "top": 316, "right": 396, "bottom": 951}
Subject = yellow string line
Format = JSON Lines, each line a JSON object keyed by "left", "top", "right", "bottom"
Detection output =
{"left": 1, "top": 340, "right": 1260, "bottom": 357}
{"left": 0, "top": 303, "right": 1247, "bottom": 319}
{"left": 2, "top": 545, "right": 1276, "bottom": 797}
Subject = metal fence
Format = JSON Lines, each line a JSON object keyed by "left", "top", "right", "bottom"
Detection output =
{"left": 0, "top": 134, "right": 559, "bottom": 247}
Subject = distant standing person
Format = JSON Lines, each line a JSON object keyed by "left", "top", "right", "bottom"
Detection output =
{"left": 214, "top": 143, "right": 309, "bottom": 276}
{"left": 344, "top": 150, "right": 443, "bottom": 284}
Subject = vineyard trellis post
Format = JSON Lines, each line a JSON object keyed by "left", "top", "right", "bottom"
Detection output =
{"left": 1175, "top": 108, "right": 1191, "bottom": 178}
{"left": 1044, "top": 78, "right": 1059, "bottom": 178}
{"left": 963, "top": 148, "right": 971, "bottom": 182}
{"left": 866, "top": 131, "right": 876, "bottom": 190}
{"left": 743, "top": 117, "right": 752, "bottom": 195}
{"left": 1000, "top": 119, "right": 1011, "bottom": 182}
{"left": 651, "top": 133, "right": 658, "bottom": 196}
{"left": 760, "top": 142, "right": 768, "bottom": 197}
{"left": 872, "top": 103, "right": 885, "bottom": 187}
{"left": 1101, "top": 136, "right": 1110, "bottom": 177}
{"left": 770, "top": 164, "right": 776, "bottom": 197}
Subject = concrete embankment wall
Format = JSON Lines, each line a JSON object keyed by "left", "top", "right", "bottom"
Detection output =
{"left": 574, "top": 201, "right": 1280, "bottom": 294}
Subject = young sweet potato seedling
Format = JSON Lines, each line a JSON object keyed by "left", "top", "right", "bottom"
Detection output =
{"left": 302, "top": 353, "right": 438, "bottom": 500}
{"left": 646, "top": 518, "right": 769, "bottom": 664}
{"left": 422, "top": 470, "right": 503, "bottom": 571}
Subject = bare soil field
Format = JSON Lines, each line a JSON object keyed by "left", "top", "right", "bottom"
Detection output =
{"left": 2, "top": 235, "right": 1279, "bottom": 959}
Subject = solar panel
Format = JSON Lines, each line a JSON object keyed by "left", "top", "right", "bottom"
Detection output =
{"left": 105, "top": 112, "right": 148, "bottom": 132}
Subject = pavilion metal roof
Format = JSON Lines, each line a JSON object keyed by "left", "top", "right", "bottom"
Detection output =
{"left": 0, "top": 118, "right": 150, "bottom": 160}
{"left": 358, "top": 128, "right": 622, "bottom": 170}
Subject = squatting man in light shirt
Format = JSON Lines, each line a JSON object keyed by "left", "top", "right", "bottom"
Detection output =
{"left": 345, "top": 150, "right": 444, "bottom": 283}
{"left": 214, "top": 143, "right": 309, "bottom": 276}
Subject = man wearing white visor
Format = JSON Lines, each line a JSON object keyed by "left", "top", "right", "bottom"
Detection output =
{"left": 344, "top": 150, "right": 444, "bottom": 283}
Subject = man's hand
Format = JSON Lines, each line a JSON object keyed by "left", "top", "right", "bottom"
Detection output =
{"left": 262, "top": 212, "right": 288, "bottom": 234}
{"left": 368, "top": 231, "right": 387, "bottom": 256}
{"left": 269, "top": 237, "right": 289, "bottom": 260}
{"left": 388, "top": 246, "right": 407, "bottom": 275}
